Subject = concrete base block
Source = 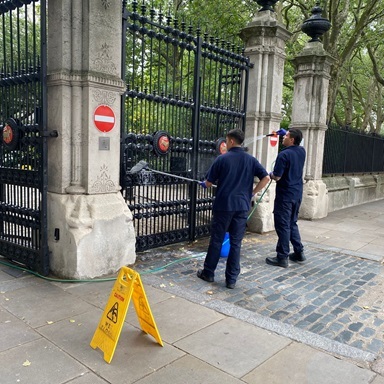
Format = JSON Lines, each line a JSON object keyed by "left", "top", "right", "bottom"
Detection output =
{"left": 247, "top": 186, "right": 275, "bottom": 234}
{"left": 324, "top": 175, "right": 384, "bottom": 213}
{"left": 48, "top": 192, "right": 136, "bottom": 279}
{"left": 300, "top": 180, "right": 328, "bottom": 220}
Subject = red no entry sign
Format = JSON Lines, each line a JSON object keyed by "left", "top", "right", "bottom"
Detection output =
{"left": 94, "top": 105, "right": 115, "bottom": 133}
{"left": 270, "top": 136, "right": 278, "bottom": 147}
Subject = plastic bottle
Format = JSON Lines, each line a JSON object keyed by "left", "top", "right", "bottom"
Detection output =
{"left": 220, "top": 232, "right": 230, "bottom": 258}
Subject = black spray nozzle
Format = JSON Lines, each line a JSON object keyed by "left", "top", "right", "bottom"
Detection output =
{"left": 266, "top": 129, "right": 287, "bottom": 137}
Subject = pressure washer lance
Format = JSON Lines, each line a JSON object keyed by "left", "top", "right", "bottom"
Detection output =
{"left": 243, "top": 128, "right": 287, "bottom": 149}
{"left": 129, "top": 160, "right": 217, "bottom": 187}
{"left": 262, "top": 128, "right": 287, "bottom": 140}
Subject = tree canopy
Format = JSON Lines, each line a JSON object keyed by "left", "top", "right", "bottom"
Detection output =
{"left": 139, "top": 0, "right": 384, "bottom": 133}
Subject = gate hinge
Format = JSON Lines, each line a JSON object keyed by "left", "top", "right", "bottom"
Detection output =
{"left": 41, "top": 130, "right": 59, "bottom": 138}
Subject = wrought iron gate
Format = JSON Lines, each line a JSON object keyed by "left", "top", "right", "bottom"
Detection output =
{"left": 121, "top": 1, "right": 252, "bottom": 252}
{"left": 0, "top": 0, "right": 48, "bottom": 275}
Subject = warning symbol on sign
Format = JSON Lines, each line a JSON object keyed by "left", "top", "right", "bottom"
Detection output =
{"left": 107, "top": 303, "right": 118, "bottom": 324}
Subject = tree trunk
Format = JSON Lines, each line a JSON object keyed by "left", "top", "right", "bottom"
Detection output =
{"left": 361, "top": 79, "right": 376, "bottom": 132}
{"left": 376, "top": 85, "right": 384, "bottom": 133}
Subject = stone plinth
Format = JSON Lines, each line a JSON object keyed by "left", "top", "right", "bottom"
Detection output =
{"left": 48, "top": 193, "right": 135, "bottom": 279}
{"left": 300, "top": 180, "right": 328, "bottom": 219}
{"left": 247, "top": 183, "right": 275, "bottom": 233}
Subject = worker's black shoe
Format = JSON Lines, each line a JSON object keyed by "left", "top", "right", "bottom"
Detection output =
{"left": 266, "top": 257, "right": 288, "bottom": 268}
{"left": 226, "top": 281, "right": 236, "bottom": 289}
{"left": 197, "top": 269, "right": 214, "bottom": 282}
{"left": 288, "top": 251, "right": 306, "bottom": 262}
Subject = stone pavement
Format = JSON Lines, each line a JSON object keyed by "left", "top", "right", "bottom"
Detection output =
{"left": 1, "top": 200, "right": 384, "bottom": 383}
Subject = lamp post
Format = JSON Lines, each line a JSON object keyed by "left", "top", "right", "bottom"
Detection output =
{"left": 301, "top": 1, "right": 331, "bottom": 42}
{"left": 256, "top": 0, "right": 279, "bottom": 12}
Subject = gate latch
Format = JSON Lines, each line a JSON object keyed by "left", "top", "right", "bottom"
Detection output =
{"left": 41, "top": 130, "right": 59, "bottom": 138}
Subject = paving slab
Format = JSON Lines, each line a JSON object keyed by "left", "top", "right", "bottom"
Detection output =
{"left": 0, "top": 338, "right": 88, "bottom": 384}
{"left": 320, "top": 236, "right": 369, "bottom": 251}
{"left": 358, "top": 243, "right": 384, "bottom": 257}
{"left": 0, "top": 265, "right": 28, "bottom": 279}
{"left": 58, "top": 280, "right": 116, "bottom": 309}
{"left": 66, "top": 372, "right": 110, "bottom": 384}
{"left": 135, "top": 355, "right": 244, "bottom": 384}
{"left": 0, "top": 267, "right": 17, "bottom": 282}
{"left": 243, "top": 342, "right": 375, "bottom": 384}
{"left": 39, "top": 307, "right": 185, "bottom": 384}
{"left": 370, "top": 237, "right": 384, "bottom": 246}
{"left": 126, "top": 295, "right": 225, "bottom": 344}
{"left": 320, "top": 230, "right": 377, "bottom": 243}
{"left": 0, "top": 307, "right": 40, "bottom": 352}
{"left": 1, "top": 279, "right": 95, "bottom": 328}
{"left": 64, "top": 280, "right": 174, "bottom": 310}
{"left": 372, "top": 376, "right": 384, "bottom": 384}
{"left": 174, "top": 316, "right": 291, "bottom": 378}
{"left": 0, "top": 273, "right": 39, "bottom": 293}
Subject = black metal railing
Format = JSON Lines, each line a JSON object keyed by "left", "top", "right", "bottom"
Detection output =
{"left": 121, "top": 0, "right": 252, "bottom": 251}
{"left": 323, "top": 125, "right": 384, "bottom": 175}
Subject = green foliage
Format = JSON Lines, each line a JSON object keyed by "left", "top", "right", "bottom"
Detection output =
{"left": 0, "top": 4, "right": 41, "bottom": 70}
{"left": 276, "top": 0, "right": 384, "bottom": 132}
{"left": 124, "top": 0, "right": 384, "bottom": 133}
{"left": 0, "top": 4, "right": 42, "bottom": 125}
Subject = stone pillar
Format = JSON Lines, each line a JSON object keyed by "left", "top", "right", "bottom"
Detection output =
{"left": 240, "top": 10, "right": 292, "bottom": 232}
{"left": 47, "top": 0, "right": 136, "bottom": 279}
{"left": 290, "top": 42, "right": 335, "bottom": 219}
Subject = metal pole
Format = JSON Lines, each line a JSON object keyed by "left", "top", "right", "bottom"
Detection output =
{"left": 40, "top": 0, "right": 49, "bottom": 276}
{"left": 147, "top": 167, "right": 217, "bottom": 186}
{"left": 149, "top": 169, "right": 201, "bottom": 184}
{"left": 242, "top": 61, "right": 250, "bottom": 131}
{"left": 189, "top": 35, "right": 202, "bottom": 242}
{"left": 120, "top": 4, "right": 128, "bottom": 190}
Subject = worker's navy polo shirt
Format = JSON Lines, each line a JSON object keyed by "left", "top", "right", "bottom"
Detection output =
{"left": 206, "top": 147, "right": 268, "bottom": 211}
{"left": 273, "top": 145, "right": 306, "bottom": 202}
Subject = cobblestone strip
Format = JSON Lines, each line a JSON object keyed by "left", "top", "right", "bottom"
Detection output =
{"left": 135, "top": 233, "right": 384, "bottom": 357}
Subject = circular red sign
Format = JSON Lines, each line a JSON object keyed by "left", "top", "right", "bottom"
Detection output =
{"left": 270, "top": 136, "right": 278, "bottom": 147}
{"left": 157, "top": 135, "right": 170, "bottom": 153}
{"left": 219, "top": 141, "right": 227, "bottom": 154}
{"left": 94, "top": 105, "right": 115, "bottom": 132}
{"left": 3, "top": 124, "right": 13, "bottom": 144}
{"left": 215, "top": 138, "right": 227, "bottom": 155}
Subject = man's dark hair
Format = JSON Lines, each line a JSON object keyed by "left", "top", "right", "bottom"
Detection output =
{"left": 226, "top": 129, "right": 244, "bottom": 145}
{"left": 288, "top": 128, "right": 303, "bottom": 146}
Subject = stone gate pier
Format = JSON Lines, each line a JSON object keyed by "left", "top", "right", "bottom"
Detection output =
{"left": 46, "top": 0, "right": 135, "bottom": 279}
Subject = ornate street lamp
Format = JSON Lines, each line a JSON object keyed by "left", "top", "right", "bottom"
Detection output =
{"left": 256, "top": 0, "right": 279, "bottom": 12}
{"left": 301, "top": 1, "right": 331, "bottom": 42}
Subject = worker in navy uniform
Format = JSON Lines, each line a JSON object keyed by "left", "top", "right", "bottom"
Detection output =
{"left": 197, "top": 128, "right": 270, "bottom": 288}
{"left": 266, "top": 128, "right": 306, "bottom": 268}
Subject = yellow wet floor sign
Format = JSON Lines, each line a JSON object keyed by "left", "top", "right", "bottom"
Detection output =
{"left": 90, "top": 267, "right": 163, "bottom": 363}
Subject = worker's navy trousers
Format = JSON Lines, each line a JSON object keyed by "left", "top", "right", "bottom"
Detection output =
{"left": 274, "top": 199, "right": 304, "bottom": 259}
{"left": 203, "top": 210, "right": 248, "bottom": 284}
